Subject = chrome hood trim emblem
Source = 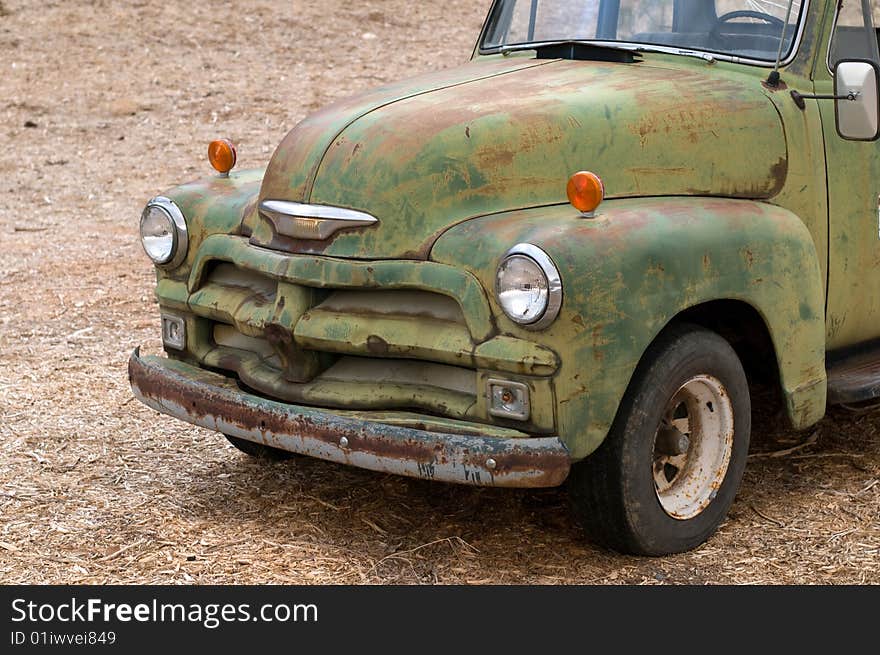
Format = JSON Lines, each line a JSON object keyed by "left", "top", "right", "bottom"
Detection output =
{"left": 259, "top": 199, "right": 378, "bottom": 241}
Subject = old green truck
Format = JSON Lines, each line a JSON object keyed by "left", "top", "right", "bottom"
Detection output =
{"left": 129, "top": 0, "right": 880, "bottom": 555}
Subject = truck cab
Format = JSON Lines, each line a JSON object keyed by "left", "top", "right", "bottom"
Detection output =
{"left": 130, "top": 0, "right": 880, "bottom": 555}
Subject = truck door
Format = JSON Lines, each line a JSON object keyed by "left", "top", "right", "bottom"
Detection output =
{"left": 818, "top": 1, "right": 880, "bottom": 349}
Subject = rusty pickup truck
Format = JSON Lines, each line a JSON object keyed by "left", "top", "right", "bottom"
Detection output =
{"left": 130, "top": 0, "right": 880, "bottom": 555}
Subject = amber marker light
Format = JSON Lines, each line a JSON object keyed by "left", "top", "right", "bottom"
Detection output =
{"left": 208, "top": 138, "right": 237, "bottom": 176}
{"left": 566, "top": 170, "right": 605, "bottom": 217}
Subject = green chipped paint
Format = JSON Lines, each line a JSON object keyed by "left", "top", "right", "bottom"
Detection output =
{"left": 156, "top": 168, "right": 263, "bottom": 281}
{"left": 808, "top": 1, "right": 880, "bottom": 348}
{"left": 294, "top": 307, "right": 558, "bottom": 375}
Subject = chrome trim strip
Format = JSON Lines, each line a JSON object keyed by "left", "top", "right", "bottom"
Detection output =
{"left": 259, "top": 199, "right": 378, "bottom": 241}
{"left": 497, "top": 243, "right": 563, "bottom": 331}
{"left": 824, "top": 1, "right": 841, "bottom": 75}
{"left": 142, "top": 196, "right": 188, "bottom": 269}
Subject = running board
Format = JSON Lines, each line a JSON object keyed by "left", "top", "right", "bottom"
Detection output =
{"left": 827, "top": 346, "right": 880, "bottom": 405}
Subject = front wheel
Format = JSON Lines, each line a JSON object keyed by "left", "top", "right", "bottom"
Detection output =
{"left": 568, "top": 324, "right": 751, "bottom": 556}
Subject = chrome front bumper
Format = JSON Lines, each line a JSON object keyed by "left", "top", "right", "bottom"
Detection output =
{"left": 128, "top": 349, "right": 571, "bottom": 488}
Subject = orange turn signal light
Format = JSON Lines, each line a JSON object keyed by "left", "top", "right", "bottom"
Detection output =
{"left": 208, "top": 138, "right": 237, "bottom": 175}
{"left": 566, "top": 171, "right": 605, "bottom": 215}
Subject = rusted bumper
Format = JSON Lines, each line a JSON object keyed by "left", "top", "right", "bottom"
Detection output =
{"left": 128, "top": 349, "right": 571, "bottom": 488}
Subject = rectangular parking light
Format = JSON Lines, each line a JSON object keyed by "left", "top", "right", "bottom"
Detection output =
{"left": 161, "top": 313, "right": 186, "bottom": 351}
{"left": 487, "top": 379, "right": 530, "bottom": 421}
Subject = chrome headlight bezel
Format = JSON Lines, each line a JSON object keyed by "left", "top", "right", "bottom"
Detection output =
{"left": 139, "top": 196, "right": 188, "bottom": 268}
{"left": 495, "top": 243, "right": 563, "bottom": 330}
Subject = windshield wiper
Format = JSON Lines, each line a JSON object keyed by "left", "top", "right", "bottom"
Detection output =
{"left": 631, "top": 43, "right": 720, "bottom": 64}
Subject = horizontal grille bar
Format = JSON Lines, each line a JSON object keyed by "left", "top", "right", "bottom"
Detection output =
{"left": 199, "top": 339, "right": 479, "bottom": 420}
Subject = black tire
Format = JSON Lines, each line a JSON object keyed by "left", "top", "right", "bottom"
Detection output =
{"left": 568, "top": 323, "right": 751, "bottom": 556}
{"left": 224, "top": 434, "right": 295, "bottom": 461}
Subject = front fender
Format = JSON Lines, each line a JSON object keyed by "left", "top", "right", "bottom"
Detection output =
{"left": 154, "top": 168, "right": 265, "bottom": 280}
{"left": 431, "top": 197, "right": 827, "bottom": 459}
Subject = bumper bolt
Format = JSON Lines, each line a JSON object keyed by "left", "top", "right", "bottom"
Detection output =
{"left": 339, "top": 437, "right": 349, "bottom": 448}
{"left": 486, "top": 458, "right": 497, "bottom": 470}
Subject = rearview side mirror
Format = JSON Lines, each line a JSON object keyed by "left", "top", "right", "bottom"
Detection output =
{"left": 835, "top": 60, "right": 880, "bottom": 141}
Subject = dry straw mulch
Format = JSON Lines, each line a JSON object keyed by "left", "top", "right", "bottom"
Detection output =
{"left": 1, "top": 0, "right": 877, "bottom": 584}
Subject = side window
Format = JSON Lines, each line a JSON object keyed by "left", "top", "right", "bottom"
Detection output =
{"left": 830, "top": 0, "right": 880, "bottom": 69}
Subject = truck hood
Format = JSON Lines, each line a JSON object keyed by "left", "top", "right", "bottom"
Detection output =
{"left": 251, "top": 55, "right": 786, "bottom": 259}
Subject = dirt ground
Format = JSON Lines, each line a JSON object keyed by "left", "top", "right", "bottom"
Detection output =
{"left": 0, "top": 0, "right": 878, "bottom": 585}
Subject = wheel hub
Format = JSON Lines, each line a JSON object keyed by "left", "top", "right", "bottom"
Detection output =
{"left": 652, "top": 375, "right": 735, "bottom": 520}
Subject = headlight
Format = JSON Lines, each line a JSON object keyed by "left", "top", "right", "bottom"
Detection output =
{"left": 495, "top": 243, "right": 562, "bottom": 330}
{"left": 139, "top": 196, "right": 188, "bottom": 268}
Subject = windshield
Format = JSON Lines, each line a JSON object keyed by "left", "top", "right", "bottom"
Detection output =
{"left": 481, "top": 0, "right": 805, "bottom": 62}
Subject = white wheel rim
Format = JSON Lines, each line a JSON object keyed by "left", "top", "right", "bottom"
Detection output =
{"left": 652, "top": 375, "right": 734, "bottom": 520}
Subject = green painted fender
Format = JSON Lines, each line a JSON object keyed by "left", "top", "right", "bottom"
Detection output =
{"left": 431, "top": 196, "right": 828, "bottom": 459}
{"left": 156, "top": 168, "right": 265, "bottom": 281}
